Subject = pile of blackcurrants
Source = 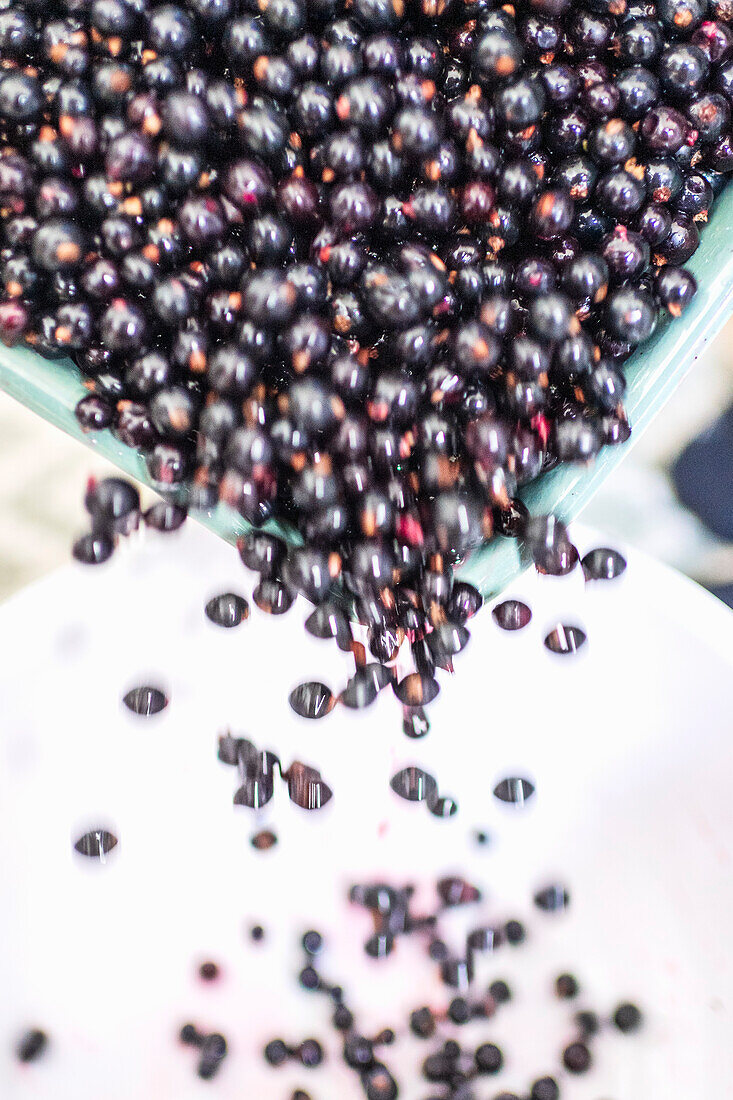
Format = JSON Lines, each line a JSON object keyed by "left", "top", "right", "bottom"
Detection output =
{"left": 0, "top": 0, "right": 727, "bottom": 688}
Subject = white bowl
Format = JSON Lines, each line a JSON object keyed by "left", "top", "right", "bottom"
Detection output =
{"left": 1, "top": 522, "right": 732, "bottom": 1099}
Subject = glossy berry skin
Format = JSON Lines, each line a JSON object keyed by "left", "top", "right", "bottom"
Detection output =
{"left": 687, "top": 93, "right": 730, "bottom": 144}
{"left": 75, "top": 394, "right": 114, "bottom": 432}
{"left": 659, "top": 44, "right": 709, "bottom": 102}
{"left": 615, "top": 18, "right": 664, "bottom": 66}
{"left": 529, "top": 189, "right": 575, "bottom": 239}
{"left": 588, "top": 118, "right": 636, "bottom": 165}
{"left": 636, "top": 202, "right": 673, "bottom": 245}
{"left": 657, "top": 0, "right": 707, "bottom": 34}
{"left": 72, "top": 531, "right": 115, "bottom": 565}
{"left": 642, "top": 104, "right": 689, "bottom": 154}
{"left": 677, "top": 172, "right": 713, "bottom": 217}
{"left": 0, "top": 0, "right": 725, "bottom": 702}
{"left": 32, "top": 221, "right": 86, "bottom": 272}
{"left": 596, "top": 168, "right": 647, "bottom": 220}
{"left": 692, "top": 20, "right": 733, "bottom": 65}
{"left": 0, "top": 72, "right": 44, "bottom": 122}
{"left": 98, "top": 299, "right": 148, "bottom": 352}
{"left": 607, "top": 283, "right": 658, "bottom": 345}
{"left": 563, "top": 253, "right": 609, "bottom": 303}
{"left": 657, "top": 213, "right": 700, "bottom": 262}
{"left": 474, "top": 29, "right": 523, "bottom": 84}
{"left": 495, "top": 78, "right": 546, "bottom": 129}
{"left": 583, "top": 362, "right": 627, "bottom": 411}
{"left": 602, "top": 227, "right": 650, "bottom": 282}
{"left": 655, "top": 265, "right": 697, "bottom": 315}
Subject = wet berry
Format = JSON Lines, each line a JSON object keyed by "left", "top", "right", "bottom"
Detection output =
{"left": 0, "top": 0, "right": 720, "bottom": 716}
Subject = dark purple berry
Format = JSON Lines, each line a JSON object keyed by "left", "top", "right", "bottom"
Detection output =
{"left": 613, "top": 1002, "right": 643, "bottom": 1032}
{"left": 16, "top": 1030, "right": 48, "bottom": 1063}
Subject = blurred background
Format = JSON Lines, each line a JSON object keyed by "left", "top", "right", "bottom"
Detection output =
{"left": 1, "top": 318, "right": 732, "bottom": 605}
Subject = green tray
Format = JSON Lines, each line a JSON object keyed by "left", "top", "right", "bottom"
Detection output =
{"left": 3, "top": 188, "right": 733, "bottom": 597}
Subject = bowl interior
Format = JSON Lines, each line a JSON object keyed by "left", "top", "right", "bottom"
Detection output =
{"left": 1, "top": 521, "right": 732, "bottom": 1098}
